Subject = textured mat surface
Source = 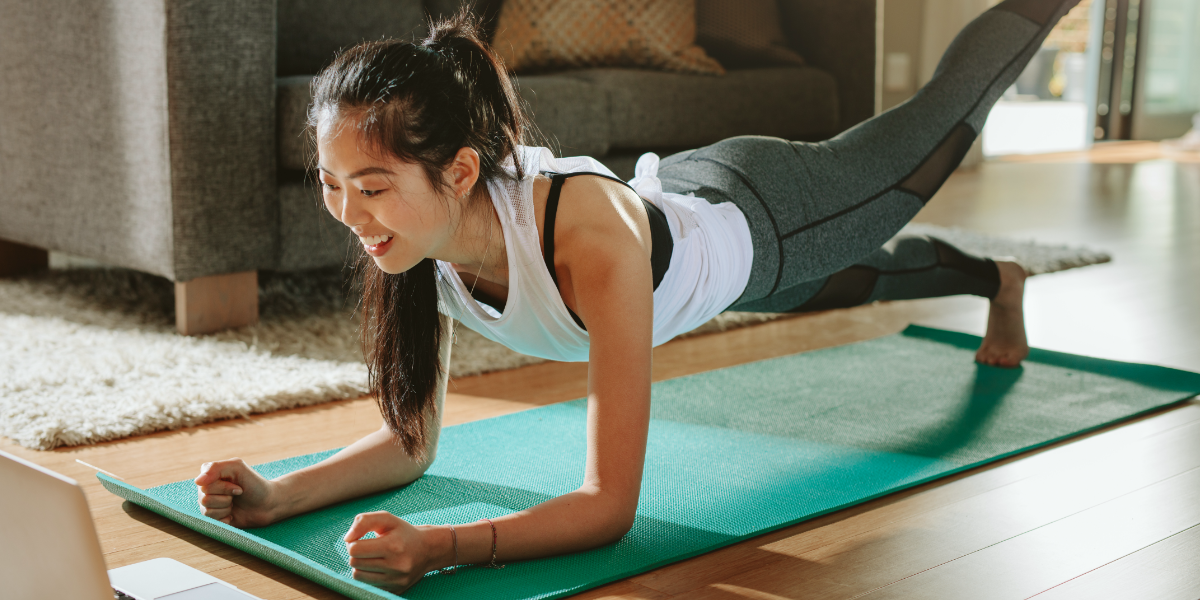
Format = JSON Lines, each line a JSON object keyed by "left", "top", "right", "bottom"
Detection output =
{"left": 100, "top": 325, "right": 1200, "bottom": 600}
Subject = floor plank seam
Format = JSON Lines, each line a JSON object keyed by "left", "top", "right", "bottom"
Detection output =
{"left": 845, "top": 465, "right": 1200, "bottom": 599}
{"left": 1021, "top": 522, "right": 1200, "bottom": 599}
{"left": 793, "top": 474, "right": 1039, "bottom": 560}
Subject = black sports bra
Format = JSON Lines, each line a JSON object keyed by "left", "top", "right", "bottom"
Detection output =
{"left": 540, "top": 170, "right": 674, "bottom": 330}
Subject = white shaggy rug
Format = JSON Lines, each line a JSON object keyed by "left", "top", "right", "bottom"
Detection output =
{"left": 0, "top": 224, "right": 1110, "bottom": 450}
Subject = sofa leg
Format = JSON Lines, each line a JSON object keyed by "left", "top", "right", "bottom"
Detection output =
{"left": 0, "top": 239, "right": 49, "bottom": 276}
{"left": 175, "top": 271, "right": 259, "bottom": 335}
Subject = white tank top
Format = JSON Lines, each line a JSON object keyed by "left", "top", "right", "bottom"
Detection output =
{"left": 436, "top": 145, "right": 753, "bottom": 362}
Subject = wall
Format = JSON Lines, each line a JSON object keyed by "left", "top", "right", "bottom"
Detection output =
{"left": 881, "top": 0, "right": 926, "bottom": 112}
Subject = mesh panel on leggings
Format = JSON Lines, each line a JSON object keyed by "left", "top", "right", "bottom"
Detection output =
{"left": 932, "top": 237, "right": 1001, "bottom": 297}
{"left": 790, "top": 266, "right": 879, "bottom": 312}
{"left": 897, "top": 123, "right": 979, "bottom": 203}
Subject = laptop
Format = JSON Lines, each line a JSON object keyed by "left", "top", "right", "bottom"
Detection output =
{"left": 0, "top": 450, "right": 264, "bottom": 599}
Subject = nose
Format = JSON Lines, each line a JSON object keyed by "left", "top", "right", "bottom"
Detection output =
{"left": 330, "top": 188, "right": 370, "bottom": 231}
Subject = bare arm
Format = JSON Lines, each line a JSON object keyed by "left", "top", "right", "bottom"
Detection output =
{"left": 194, "top": 312, "right": 454, "bottom": 527}
{"left": 428, "top": 228, "right": 653, "bottom": 562}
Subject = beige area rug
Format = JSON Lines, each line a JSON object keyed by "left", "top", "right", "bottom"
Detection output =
{"left": 0, "top": 224, "right": 1110, "bottom": 450}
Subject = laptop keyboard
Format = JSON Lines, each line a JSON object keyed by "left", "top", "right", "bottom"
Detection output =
{"left": 114, "top": 589, "right": 135, "bottom": 599}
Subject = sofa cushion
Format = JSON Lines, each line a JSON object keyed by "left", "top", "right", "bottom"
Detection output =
{"left": 278, "top": 177, "right": 355, "bottom": 271}
{"left": 278, "top": 67, "right": 837, "bottom": 170}
{"left": 513, "top": 75, "right": 610, "bottom": 158}
{"left": 278, "top": 76, "right": 315, "bottom": 172}
{"left": 493, "top": 0, "right": 724, "bottom": 76}
{"left": 696, "top": 0, "right": 807, "bottom": 69}
{"left": 278, "top": 0, "right": 428, "bottom": 76}
{"left": 277, "top": 74, "right": 610, "bottom": 171}
{"left": 562, "top": 66, "right": 839, "bottom": 150}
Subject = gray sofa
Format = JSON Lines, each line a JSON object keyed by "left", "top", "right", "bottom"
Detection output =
{"left": 0, "top": 0, "right": 877, "bottom": 333}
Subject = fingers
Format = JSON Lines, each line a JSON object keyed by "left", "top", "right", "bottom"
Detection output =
{"left": 200, "top": 504, "right": 231, "bottom": 522}
{"left": 198, "top": 479, "right": 244, "bottom": 497}
{"left": 350, "top": 568, "right": 390, "bottom": 585}
{"left": 344, "top": 511, "right": 400, "bottom": 542}
{"left": 342, "top": 513, "right": 421, "bottom": 594}
{"left": 350, "top": 567, "right": 417, "bottom": 594}
{"left": 199, "top": 492, "right": 233, "bottom": 510}
{"left": 346, "top": 537, "right": 388, "bottom": 559}
{"left": 193, "top": 458, "right": 249, "bottom": 488}
{"left": 195, "top": 459, "right": 248, "bottom": 526}
{"left": 347, "top": 556, "right": 389, "bottom": 573}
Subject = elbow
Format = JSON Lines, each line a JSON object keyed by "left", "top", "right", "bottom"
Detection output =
{"left": 389, "top": 422, "right": 439, "bottom": 478}
{"left": 609, "top": 512, "right": 637, "bottom": 543}
{"left": 415, "top": 443, "right": 438, "bottom": 478}
{"left": 596, "top": 497, "right": 638, "bottom": 545}
{"left": 578, "top": 484, "right": 639, "bottom": 545}
{"left": 599, "top": 512, "right": 635, "bottom": 546}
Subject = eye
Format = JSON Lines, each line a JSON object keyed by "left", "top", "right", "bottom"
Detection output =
{"left": 320, "top": 181, "right": 339, "bottom": 192}
{"left": 361, "top": 188, "right": 383, "bottom": 197}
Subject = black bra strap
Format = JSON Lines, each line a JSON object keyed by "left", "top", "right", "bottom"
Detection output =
{"left": 542, "top": 173, "right": 586, "bottom": 329}
{"left": 541, "top": 170, "right": 675, "bottom": 331}
{"left": 542, "top": 174, "right": 568, "bottom": 289}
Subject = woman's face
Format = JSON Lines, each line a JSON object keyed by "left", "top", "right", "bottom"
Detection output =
{"left": 316, "top": 117, "right": 462, "bottom": 275}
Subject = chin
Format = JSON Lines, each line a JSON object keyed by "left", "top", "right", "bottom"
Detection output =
{"left": 374, "top": 255, "right": 425, "bottom": 276}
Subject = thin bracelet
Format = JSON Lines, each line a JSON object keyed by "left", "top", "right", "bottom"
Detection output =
{"left": 478, "top": 518, "right": 505, "bottom": 569}
{"left": 438, "top": 524, "right": 459, "bottom": 575}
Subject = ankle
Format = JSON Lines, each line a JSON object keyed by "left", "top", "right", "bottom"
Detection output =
{"left": 991, "top": 260, "right": 1026, "bottom": 305}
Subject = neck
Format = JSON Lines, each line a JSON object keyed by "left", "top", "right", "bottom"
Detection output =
{"left": 439, "top": 187, "right": 508, "bottom": 285}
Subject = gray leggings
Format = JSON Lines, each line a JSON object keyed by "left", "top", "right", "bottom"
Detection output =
{"left": 658, "top": 0, "right": 1079, "bottom": 313}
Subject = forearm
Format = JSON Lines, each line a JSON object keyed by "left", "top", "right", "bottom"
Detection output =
{"left": 274, "top": 314, "right": 453, "bottom": 521}
{"left": 272, "top": 424, "right": 430, "bottom": 520}
{"left": 414, "top": 259, "right": 656, "bottom": 570}
{"left": 421, "top": 486, "right": 634, "bottom": 571}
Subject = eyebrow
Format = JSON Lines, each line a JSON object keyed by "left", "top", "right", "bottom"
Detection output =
{"left": 318, "top": 165, "right": 394, "bottom": 179}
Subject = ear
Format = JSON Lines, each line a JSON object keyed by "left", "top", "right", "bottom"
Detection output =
{"left": 448, "top": 147, "right": 482, "bottom": 198}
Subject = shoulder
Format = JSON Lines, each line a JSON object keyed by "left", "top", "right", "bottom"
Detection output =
{"left": 552, "top": 175, "right": 653, "bottom": 294}
{"left": 558, "top": 175, "right": 647, "bottom": 227}
{"left": 558, "top": 177, "right": 650, "bottom": 253}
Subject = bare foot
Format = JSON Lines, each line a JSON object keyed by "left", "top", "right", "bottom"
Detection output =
{"left": 975, "top": 260, "right": 1029, "bottom": 368}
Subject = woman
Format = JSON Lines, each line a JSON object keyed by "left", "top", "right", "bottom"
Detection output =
{"left": 195, "top": 0, "right": 1077, "bottom": 592}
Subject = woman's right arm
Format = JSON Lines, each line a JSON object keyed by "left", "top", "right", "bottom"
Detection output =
{"left": 194, "top": 312, "right": 453, "bottom": 528}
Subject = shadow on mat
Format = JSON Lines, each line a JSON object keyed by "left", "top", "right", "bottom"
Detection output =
{"left": 872, "top": 363, "right": 1024, "bottom": 459}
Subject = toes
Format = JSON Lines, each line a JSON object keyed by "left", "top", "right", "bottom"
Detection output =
{"left": 975, "top": 347, "right": 1024, "bottom": 368}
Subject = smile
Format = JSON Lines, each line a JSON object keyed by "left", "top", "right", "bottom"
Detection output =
{"left": 360, "top": 234, "right": 394, "bottom": 256}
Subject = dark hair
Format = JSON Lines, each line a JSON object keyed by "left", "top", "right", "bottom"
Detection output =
{"left": 308, "top": 8, "right": 541, "bottom": 460}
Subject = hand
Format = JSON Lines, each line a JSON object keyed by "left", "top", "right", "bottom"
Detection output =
{"left": 344, "top": 511, "right": 440, "bottom": 593}
{"left": 194, "top": 458, "right": 280, "bottom": 528}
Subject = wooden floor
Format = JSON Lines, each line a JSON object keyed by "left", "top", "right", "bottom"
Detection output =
{"left": 5, "top": 141, "right": 1199, "bottom": 599}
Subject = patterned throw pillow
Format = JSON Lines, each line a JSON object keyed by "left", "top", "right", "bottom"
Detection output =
{"left": 492, "top": 0, "right": 725, "bottom": 75}
{"left": 696, "top": 0, "right": 805, "bottom": 69}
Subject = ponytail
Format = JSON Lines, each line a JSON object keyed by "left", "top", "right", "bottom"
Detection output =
{"left": 309, "top": 7, "right": 543, "bottom": 459}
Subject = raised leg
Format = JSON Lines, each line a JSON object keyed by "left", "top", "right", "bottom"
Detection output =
{"left": 0, "top": 239, "right": 49, "bottom": 277}
{"left": 175, "top": 271, "right": 259, "bottom": 335}
{"left": 660, "top": 0, "right": 1083, "bottom": 303}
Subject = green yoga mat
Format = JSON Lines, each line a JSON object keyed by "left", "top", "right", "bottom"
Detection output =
{"left": 99, "top": 325, "right": 1200, "bottom": 600}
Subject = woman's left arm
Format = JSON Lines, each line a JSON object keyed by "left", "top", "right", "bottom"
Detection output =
{"left": 454, "top": 225, "right": 656, "bottom": 553}
{"left": 344, "top": 188, "right": 655, "bottom": 593}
